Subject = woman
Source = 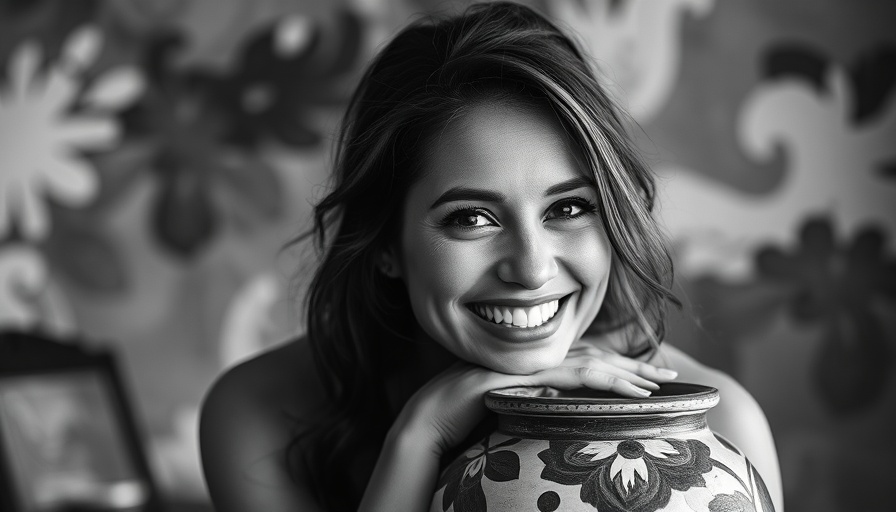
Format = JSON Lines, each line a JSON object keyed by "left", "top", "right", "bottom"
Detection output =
{"left": 199, "top": 3, "right": 783, "bottom": 511}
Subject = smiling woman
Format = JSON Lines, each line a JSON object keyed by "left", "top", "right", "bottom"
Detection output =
{"left": 198, "top": 2, "right": 783, "bottom": 512}
{"left": 390, "top": 102, "right": 613, "bottom": 375}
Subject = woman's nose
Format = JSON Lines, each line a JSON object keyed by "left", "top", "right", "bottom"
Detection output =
{"left": 497, "top": 228, "right": 559, "bottom": 289}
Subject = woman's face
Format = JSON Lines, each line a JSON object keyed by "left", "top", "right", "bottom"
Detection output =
{"left": 391, "top": 102, "right": 612, "bottom": 374}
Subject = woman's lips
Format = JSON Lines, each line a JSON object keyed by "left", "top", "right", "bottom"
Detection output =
{"left": 466, "top": 295, "right": 571, "bottom": 342}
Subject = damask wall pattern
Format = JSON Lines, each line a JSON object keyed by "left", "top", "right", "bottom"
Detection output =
{"left": 1, "top": 0, "right": 893, "bottom": 509}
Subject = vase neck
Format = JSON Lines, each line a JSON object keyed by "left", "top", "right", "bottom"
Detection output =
{"left": 497, "top": 411, "right": 709, "bottom": 440}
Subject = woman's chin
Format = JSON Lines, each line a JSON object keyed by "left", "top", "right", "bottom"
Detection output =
{"left": 481, "top": 350, "right": 566, "bottom": 377}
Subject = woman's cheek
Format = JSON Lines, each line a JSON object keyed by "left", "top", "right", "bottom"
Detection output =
{"left": 425, "top": 239, "right": 491, "bottom": 299}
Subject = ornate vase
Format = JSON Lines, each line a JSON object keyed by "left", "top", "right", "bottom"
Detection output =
{"left": 431, "top": 383, "right": 775, "bottom": 512}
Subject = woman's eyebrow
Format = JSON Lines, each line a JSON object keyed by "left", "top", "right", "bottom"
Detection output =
{"left": 430, "top": 188, "right": 505, "bottom": 209}
{"left": 429, "top": 177, "right": 594, "bottom": 210}
{"left": 544, "top": 176, "right": 594, "bottom": 196}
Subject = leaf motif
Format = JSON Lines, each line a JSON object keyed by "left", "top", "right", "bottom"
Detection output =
{"left": 708, "top": 491, "right": 756, "bottom": 512}
{"left": 712, "top": 432, "right": 742, "bottom": 456}
{"left": 454, "top": 479, "right": 487, "bottom": 512}
{"left": 749, "top": 462, "right": 776, "bottom": 512}
{"left": 152, "top": 169, "right": 218, "bottom": 258}
{"left": 484, "top": 450, "right": 520, "bottom": 482}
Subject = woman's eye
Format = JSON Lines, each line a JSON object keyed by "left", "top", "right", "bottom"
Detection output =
{"left": 442, "top": 208, "right": 496, "bottom": 229}
{"left": 546, "top": 198, "right": 596, "bottom": 220}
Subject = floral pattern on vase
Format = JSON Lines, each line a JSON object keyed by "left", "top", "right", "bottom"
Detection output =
{"left": 436, "top": 437, "right": 521, "bottom": 512}
{"left": 538, "top": 438, "right": 713, "bottom": 512}
{"left": 708, "top": 491, "right": 755, "bottom": 512}
{"left": 431, "top": 384, "right": 776, "bottom": 512}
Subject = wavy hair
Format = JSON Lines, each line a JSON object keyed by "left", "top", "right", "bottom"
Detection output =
{"left": 290, "top": 2, "right": 678, "bottom": 509}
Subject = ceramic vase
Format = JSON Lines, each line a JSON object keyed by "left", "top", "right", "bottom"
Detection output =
{"left": 431, "top": 383, "right": 775, "bottom": 512}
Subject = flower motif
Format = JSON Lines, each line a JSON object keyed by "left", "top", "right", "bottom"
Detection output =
{"left": 756, "top": 216, "right": 896, "bottom": 413}
{"left": 115, "top": 33, "right": 283, "bottom": 257}
{"left": 112, "top": 10, "right": 362, "bottom": 257}
{"left": 0, "top": 26, "right": 144, "bottom": 240}
{"left": 436, "top": 436, "right": 521, "bottom": 512}
{"left": 756, "top": 217, "right": 896, "bottom": 321}
{"left": 211, "top": 11, "right": 363, "bottom": 148}
{"left": 539, "top": 438, "right": 713, "bottom": 512}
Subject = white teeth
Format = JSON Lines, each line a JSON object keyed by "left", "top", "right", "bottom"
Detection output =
{"left": 527, "top": 305, "right": 543, "bottom": 327}
{"left": 511, "top": 308, "right": 527, "bottom": 327}
{"left": 473, "top": 299, "right": 562, "bottom": 328}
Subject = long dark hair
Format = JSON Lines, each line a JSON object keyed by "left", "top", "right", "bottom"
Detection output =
{"left": 291, "top": 2, "right": 678, "bottom": 509}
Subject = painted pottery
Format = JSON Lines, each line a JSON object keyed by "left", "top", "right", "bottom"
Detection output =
{"left": 431, "top": 383, "right": 775, "bottom": 512}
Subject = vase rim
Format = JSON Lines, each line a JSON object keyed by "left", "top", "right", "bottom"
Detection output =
{"left": 485, "top": 382, "right": 719, "bottom": 416}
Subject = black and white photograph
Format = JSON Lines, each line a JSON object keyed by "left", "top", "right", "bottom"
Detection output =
{"left": 0, "top": 1, "right": 893, "bottom": 511}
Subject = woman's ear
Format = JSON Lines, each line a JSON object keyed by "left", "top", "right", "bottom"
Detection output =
{"left": 378, "top": 248, "right": 403, "bottom": 279}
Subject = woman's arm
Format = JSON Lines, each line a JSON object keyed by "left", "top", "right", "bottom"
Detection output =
{"left": 359, "top": 351, "right": 679, "bottom": 511}
{"left": 661, "top": 344, "right": 784, "bottom": 512}
{"left": 200, "top": 339, "right": 678, "bottom": 512}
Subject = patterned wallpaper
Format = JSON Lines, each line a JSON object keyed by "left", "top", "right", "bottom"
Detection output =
{"left": 1, "top": 0, "right": 894, "bottom": 509}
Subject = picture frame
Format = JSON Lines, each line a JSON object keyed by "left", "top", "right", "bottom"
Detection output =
{"left": 0, "top": 330, "right": 161, "bottom": 512}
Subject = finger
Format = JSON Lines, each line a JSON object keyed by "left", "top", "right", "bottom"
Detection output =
{"left": 565, "top": 347, "right": 678, "bottom": 382}
{"left": 527, "top": 366, "right": 653, "bottom": 398}
{"left": 560, "top": 355, "right": 660, "bottom": 390}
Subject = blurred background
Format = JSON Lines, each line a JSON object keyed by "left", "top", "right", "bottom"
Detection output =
{"left": 0, "top": 0, "right": 893, "bottom": 510}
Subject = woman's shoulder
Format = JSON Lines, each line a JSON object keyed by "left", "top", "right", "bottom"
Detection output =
{"left": 658, "top": 343, "right": 784, "bottom": 511}
{"left": 202, "top": 336, "right": 325, "bottom": 416}
{"left": 659, "top": 344, "right": 758, "bottom": 409}
{"left": 658, "top": 343, "right": 769, "bottom": 437}
{"left": 199, "top": 337, "right": 326, "bottom": 511}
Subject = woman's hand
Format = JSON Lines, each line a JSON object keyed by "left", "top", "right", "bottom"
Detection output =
{"left": 359, "top": 340, "right": 677, "bottom": 511}
{"left": 397, "top": 339, "right": 679, "bottom": 458}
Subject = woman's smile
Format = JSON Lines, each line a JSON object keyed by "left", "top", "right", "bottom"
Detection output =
{"left": 468, "top": 296, "right": 563, "bottom": 329}
{"left": 465, "top": 293, "right": 573, "bottom": 343}
{"left": 388, "top": 101, "right": 612, "bottom": 374}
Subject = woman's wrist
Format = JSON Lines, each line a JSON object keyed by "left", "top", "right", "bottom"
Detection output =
{"left": 359, "top": 409, "right": 443, "bottom": 511}
{"left": 387, "top": 395, "right": 447, "bottom": 459}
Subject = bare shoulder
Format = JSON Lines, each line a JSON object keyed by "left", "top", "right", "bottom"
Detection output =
{"left": 202, "top": 337, "right": 326, "bottom": 418}
{"left": 659, "top": 345, "right": 762, "bottom": 420}
{"left": 659, "top": 344, "right": 784, "bottom": 511}
{"left": 199, "top": 338, "right": 326, "bottom": 512}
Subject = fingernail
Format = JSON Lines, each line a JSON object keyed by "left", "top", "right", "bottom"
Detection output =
{"left": 658, "top": 369, "right": 678, "bottom": 379}
{"left": 632, "top": 386, "right": 652, "bottom": 397}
